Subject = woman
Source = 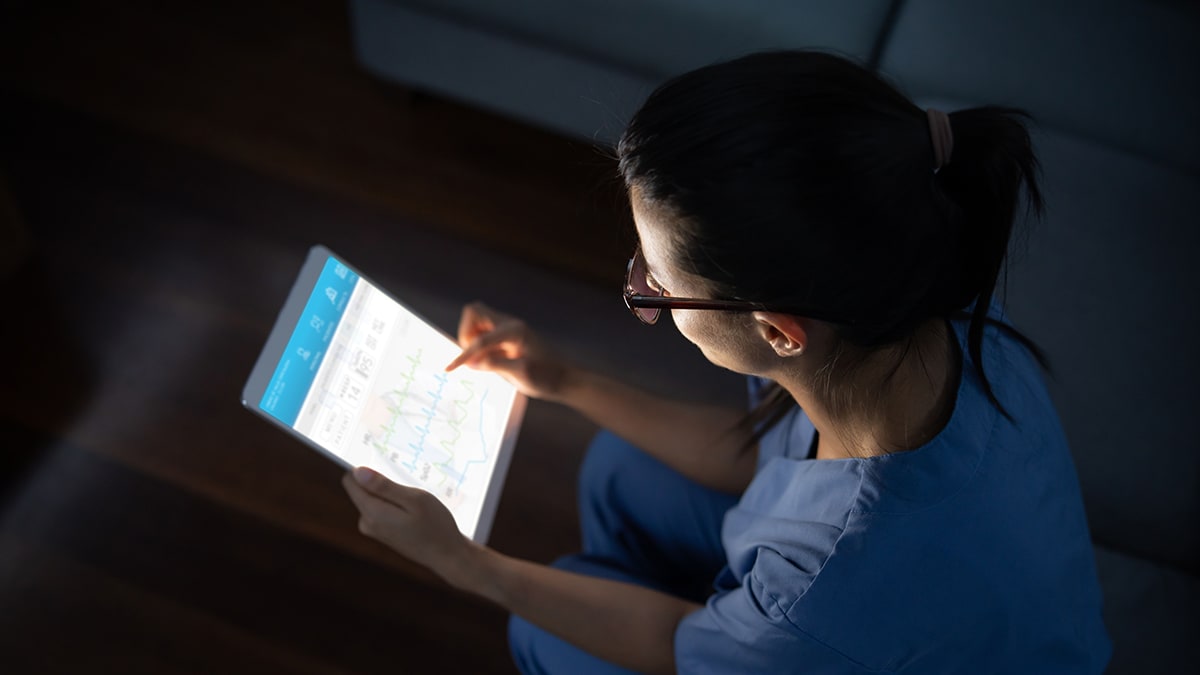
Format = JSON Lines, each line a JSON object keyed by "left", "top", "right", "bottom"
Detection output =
{"left": 342, "top": 51, "right": 1111, "bottom": 673}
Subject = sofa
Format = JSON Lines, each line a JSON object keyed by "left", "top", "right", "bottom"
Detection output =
{"left": 349, "top": 0, "right": 1200, "bottom": 671}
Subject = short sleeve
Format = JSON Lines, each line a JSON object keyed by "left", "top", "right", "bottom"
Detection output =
{"left": 674, "top": 578, "right": 876, "bottom": 674}
{"left": 681, "top": 455, "right": 868, "bottom": 673}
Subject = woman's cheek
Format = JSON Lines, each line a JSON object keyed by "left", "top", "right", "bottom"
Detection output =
{"left": 672, "top": 310, "right": 743, "bottom": 372}
{"left": 672, "top": 309, "right": 715, "bottom": 348}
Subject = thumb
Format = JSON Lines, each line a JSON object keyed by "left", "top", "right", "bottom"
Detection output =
{"left": 353, "top": 467, "right": 420, "bottom": 505}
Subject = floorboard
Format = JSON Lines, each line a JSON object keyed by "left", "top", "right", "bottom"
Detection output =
{"left": 0, "top": 426, "right": 510, "bottom": 674}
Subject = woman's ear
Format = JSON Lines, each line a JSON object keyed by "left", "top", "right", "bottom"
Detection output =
{"left": 751, "top": 311, "right": 808, "bottom": 357}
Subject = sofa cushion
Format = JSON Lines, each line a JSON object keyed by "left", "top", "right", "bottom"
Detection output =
{"left": 1009, "top": 126, "right": 1198, "bottom": 574}
{"left": 353, "top": 0, "right": 899, "bottom": 141}
{"left": 399, "top": 0, "right": 898, "bottom": 77}
{"left": 878, "top": 0, "right": 1200, "bottom": 172}
{"left": 352, "top": 0, "right": 660, "bottom": 141}
{"left": 1094, "top": 545, "right": 1200, "bottom": 673}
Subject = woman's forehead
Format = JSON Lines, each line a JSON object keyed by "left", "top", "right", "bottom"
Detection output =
{"left": 630, "top": 196, "right": 673, "bottom": 275}
{"left": 631, "top": 194, "right": 715, "bottom": 296}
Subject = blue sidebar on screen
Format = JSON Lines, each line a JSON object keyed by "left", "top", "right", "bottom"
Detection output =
{"left": 259, "top": 256, "right": 360, "bottom": 426}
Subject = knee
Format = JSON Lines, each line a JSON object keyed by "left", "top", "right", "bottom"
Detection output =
{"left": 577, "top": 430, "right": 646, "bottom": 508}
{"left": 507, "top": 556, "right": 589, "bottom": 675}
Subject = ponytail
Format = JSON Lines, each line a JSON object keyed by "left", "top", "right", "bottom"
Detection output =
{"left": 938, "top": 107, "right": 1047, "bottom": 419}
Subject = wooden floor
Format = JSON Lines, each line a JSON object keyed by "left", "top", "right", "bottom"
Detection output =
{"left": 0, "top": 1, "right": 644, "bottom": 672}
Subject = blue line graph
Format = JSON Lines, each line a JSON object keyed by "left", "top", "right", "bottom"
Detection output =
{"left": 403, "top": 371, "right": 449, "bottom": 472}
{"left": 458, "top": 389, "right": 490, "bottom": 488}
{"left": 365, "top": 354, "right": 496, "bottom": 498}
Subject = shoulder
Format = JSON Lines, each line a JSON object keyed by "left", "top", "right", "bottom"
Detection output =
{"left": 724, "top": 455, "right": 865, "bottom": 584}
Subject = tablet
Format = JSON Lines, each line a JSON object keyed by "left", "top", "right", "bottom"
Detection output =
{"left": 242, "top": 245, "right": 526, "bottom": 543}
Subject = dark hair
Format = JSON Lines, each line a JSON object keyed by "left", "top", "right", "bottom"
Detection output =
{"left": 617, "top": 50, "right": 1047, "bottom": 450}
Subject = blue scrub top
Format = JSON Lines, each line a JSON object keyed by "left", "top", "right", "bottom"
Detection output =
{"left": 674, "top": 317, "right": 1112, "bottom": 673}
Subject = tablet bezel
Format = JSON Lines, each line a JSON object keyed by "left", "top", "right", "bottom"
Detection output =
{"left": 241, "top": 244, "right": 527, "bottom": 544}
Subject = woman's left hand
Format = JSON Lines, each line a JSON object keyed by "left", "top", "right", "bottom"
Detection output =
{"left": 341, "top": 467, "right": 478, "bottom": 587}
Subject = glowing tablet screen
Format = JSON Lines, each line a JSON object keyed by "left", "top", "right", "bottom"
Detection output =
{"left": 257, "top": 255, "right": 521, "bottom": 539}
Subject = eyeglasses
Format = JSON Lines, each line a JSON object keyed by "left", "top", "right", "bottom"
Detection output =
{"left": 622, "top": 248, "right": 856, "bottom": 326}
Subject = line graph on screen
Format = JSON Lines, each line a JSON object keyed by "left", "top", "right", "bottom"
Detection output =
{"left": 358, "top": 347, "right": 494, "bottom": 506}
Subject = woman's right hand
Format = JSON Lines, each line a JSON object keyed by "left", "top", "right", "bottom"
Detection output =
{"left": 444, "top": 302, "right": 572, "bottom": 402}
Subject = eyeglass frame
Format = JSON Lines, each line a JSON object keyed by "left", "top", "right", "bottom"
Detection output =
{"left": 622, "top": 248, "right": 857, "bottom": 326}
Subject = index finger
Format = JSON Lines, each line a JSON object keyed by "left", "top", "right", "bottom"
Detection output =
{"left": 444, "top": 322, "right": 524, "bottom": 371}
{"left": 457, "top": 302, "right": 497, "bottom": 347}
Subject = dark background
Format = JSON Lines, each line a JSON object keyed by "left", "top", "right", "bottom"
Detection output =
{"left": 0, "top": 0, "right": 682, "bottom": 672}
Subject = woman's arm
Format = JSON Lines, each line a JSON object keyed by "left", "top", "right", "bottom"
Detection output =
{"left": 556, "top": 367, "right": 757, "bottom": 494}
{"left": 343, "top": 468, "right": 698, "bottom": 675}
{"left": 445, "top": 302, "right": 757, "bottom": 494}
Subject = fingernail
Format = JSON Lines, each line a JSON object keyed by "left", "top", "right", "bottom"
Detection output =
{"left": 353, "top": 466, "right": 375, "bottom": 485}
